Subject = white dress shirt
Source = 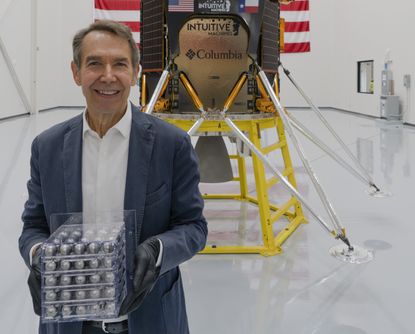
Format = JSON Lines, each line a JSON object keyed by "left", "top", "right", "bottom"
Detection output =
{"left": 82, "top": 104, "right": 131, "bottom": 225}
{"left": 82, "top": 103, "right": 162, "bottom": 256}
{"left": 82, "top": 105, "right": 131, "bottom": 323}
{"left": 83, "top": 103, "right": 163, "bottom": 323}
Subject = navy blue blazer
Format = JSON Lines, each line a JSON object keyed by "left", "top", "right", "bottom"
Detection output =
{"left": 19, "top": 104, "right": 208, "bottom": 334}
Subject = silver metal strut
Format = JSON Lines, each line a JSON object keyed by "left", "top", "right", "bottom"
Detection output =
{"left": 280, "top": 64, "right": 381, "bottom": 192}
{"left": 0, "top": 36, "right": 32, "bottom": 113}
{"left": 256, "top": 65, "right": 347, "bottom": 241}
{"left": 224, "top": 116, "right": 333, "bottom": 235}
{"left": 145, "top": 67, "right": 170, "bottom": 115}
{"left": 187, "top": 116, "right": 205, "bottom": 136}
{"left": 287, "top": 112, "right": 369, "bottom": 186}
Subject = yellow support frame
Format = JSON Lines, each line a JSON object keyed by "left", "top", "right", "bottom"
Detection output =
{"left": 148, "top": 68, "right": 306, "bottom": 255}
{"left": 162, "top": 114, "right": 307, "bottom": 256}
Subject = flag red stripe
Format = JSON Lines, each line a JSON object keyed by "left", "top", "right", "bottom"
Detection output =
{"left": 94, "top": 20, "right": 140, "bottom": 32}
{"left": 280, "top": 0, "right": 309, "bottom": 11}
{"left": 284, "top": 21, "right": 309, "bottom": 33}
{"left": 94, "top": 0, "right": 141, "bottom": 11}
{"left": 119, "top": 21, "right": 140, "bottom": 32}
{"left": 245, "top": 6, "right": 259, "bottom": 13}
{"left": 283, "top": 42, "right": 310, "bottom": 53}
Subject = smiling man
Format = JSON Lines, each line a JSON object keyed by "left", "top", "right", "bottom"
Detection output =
{"left": 71, "top": 27, "right": 138, "bottom": 137}
{"left": 19, "top": 20, "right": 207, "bottom": 334}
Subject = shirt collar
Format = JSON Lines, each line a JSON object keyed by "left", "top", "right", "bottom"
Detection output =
{"left": 83, "top": 102, "right": 132, "bottom": 139}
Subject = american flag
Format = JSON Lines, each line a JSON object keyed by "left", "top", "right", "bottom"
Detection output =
{"left": 168, "top": 0, "right": 194, "bottom": 12}
{"left": 93, "top": 0, "right": 141, "bottom": 46}
{"left": 280, "top": 0, "right": 310, "bottom": 53}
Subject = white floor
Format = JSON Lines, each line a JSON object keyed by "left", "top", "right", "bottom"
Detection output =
{"left": 1, "top": 108, "right": 414, "bottom": 334}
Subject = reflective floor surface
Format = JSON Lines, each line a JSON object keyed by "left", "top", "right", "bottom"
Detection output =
{"left": 1, "top": 108, "right": 414, "bottom": 333}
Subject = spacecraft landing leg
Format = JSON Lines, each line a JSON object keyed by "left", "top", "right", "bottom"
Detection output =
{"left": 255, "top": 65, "right": 373, "bottom": 263}
{"left": 281, "top": 64, "right": 391, "bottom": 198}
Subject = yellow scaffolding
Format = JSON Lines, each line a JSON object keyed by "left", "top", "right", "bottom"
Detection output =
{"left": 161, "top": 114, "right": 307, "bottom": 256}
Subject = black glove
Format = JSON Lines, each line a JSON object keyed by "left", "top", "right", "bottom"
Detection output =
{"left": 28, "top": 245, "right": 42, "bottom": 316}
{"left": 120, "top": 237, "right": 161, "bottom": 315}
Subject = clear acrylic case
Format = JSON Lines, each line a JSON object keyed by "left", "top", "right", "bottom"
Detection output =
{"left": 40, "top": 211, "right": 135, "bottom": 323}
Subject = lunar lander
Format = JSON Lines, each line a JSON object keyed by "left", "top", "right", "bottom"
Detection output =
{"left": 138, "top": 0, "right": 384, "bottom": 262}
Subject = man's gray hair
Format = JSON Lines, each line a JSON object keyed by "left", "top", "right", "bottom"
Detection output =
{"left": 72, "top": 20, "right": 139, "bottom": 69}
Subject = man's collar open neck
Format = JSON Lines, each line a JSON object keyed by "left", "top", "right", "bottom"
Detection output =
{"left": 85, "top": 103, "right": 129, "bottom": 138}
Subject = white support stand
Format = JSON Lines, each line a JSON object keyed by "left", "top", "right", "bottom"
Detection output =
{"left": 0, "top": 36, "right": 32, "bottom": 113}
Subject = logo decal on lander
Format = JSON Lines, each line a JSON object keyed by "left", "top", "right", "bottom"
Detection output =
{"left": 185, "top": 49, "right": 243, "bottom": 60}
{"left": 186, "top": 20, "right": 240, "bottom": 36}
{"left": 198, "top": 0, "right": 231, "bottom": 12}
{"left": 186, "top": 49, "right": 196, "bottom": 60}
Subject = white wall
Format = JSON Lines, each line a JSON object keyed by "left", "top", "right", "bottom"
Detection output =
{"left": 36, "top": 0, "right": 62, "bottom": 110}
{"left": 279, "top": 0, "right": 334, "bottom": 108}
{"left": 37, "top": 0, "right": 139, "bottom": 110}
{"left": 0, "top": 0, "right": 95, "bottom": 115}
{"left": 37, "top": 0, "right": 93, "bottom": 110}
{"left": 331, "top": 0, "right": 415, "bottom": 124}
{"left": 280, "top": 0, "right": 415, "bottom": 125}
{"left": 0, "top": 0, "right": 31, "bottom": 119}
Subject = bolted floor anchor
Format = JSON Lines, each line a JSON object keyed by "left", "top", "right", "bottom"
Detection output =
{"left": 329, "top": 234, "right": 374, "bottom": 264}
{"left": 338, "top": 234, "right": 354, "bottom": 252}
{"left": 367, "top": 183, "right": 392, "bottom": 198}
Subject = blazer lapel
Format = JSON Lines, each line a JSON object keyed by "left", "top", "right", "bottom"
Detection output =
{"left": 124, "top": 106, "right": 155, "bottom": 245}
{"left": 63, "top": 115, "right": 83, "bottom": 214}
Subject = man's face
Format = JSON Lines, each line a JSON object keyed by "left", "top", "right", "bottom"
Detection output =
{"left": 71, "top": 31, "right": 139, "bottom": 117}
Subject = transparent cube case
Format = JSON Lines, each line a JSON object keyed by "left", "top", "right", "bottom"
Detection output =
{"left": 40, "top": 222, "right": 127, "bottom": 322}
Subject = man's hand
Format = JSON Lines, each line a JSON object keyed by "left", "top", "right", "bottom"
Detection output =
{"left": 120, "top": 237, "right": 161, "bottom": 315}
{"left": 28, "top": 245, "right": 42, "bottom": 315}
